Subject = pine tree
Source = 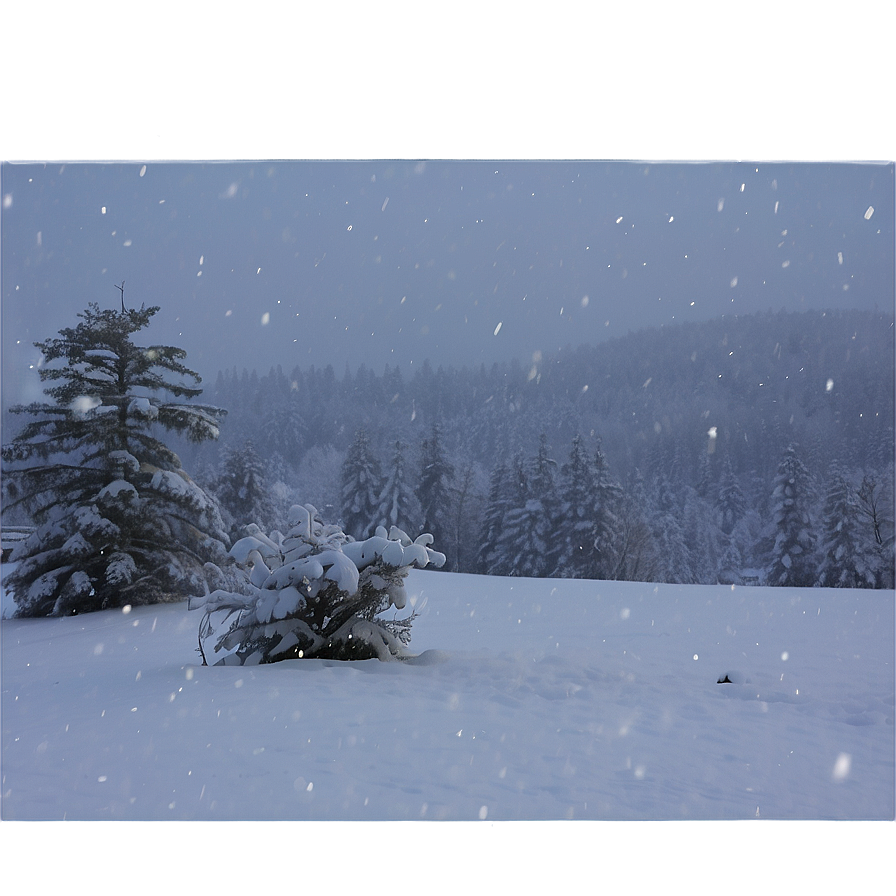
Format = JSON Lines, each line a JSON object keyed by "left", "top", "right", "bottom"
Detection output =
{"left": 683, "top": 486, "right": 723, "bottom": 583}
{"left": 477, "top": 460, "right": 512, "bottom": 574}
{"left": 650, "top": 472, "right": 694, "bottom": 584}
{"left": 614, "top": 468, "right": 661, "bottom": 583}
{"left": 817, "top": 466, "right": 878, "bottom": 588}
{"left": 765, "top": 444, "right": 817, "bottom": 587}
{"left": 591, "top": 438, "right": 624, "bottom": 580}
{"left": 192, "top": 504, "right": 446, "bottom": 664}
{"left": 214, "top": 439, "right": 276, "bottom": 535}
{"left": 1, "top": 302, "right": 236, "bottom": 616}
{"left": 552, "top": 435, "right": 599, "bottom": 579}
{"left": 495, "top": 451, "right": 532, "bottom": 576}
{"left": 716, "top": 455, "right": 746, "bottom": 536}
{"left": 259, "top": 393, "right": 306, "bottom": 467}
{"left": 339, "top": 429, "right": 383, "bottom": 540}
{"left": 856, "top": 473, "right": 895, "bottom": 587}
{"left": 375, "top": 440, "right": 420, "bottom": 535}
{"left": 517, "top": 434, "right": 560, "bottom": 577}
{"left": 417, "top": 424, "right": 455, "bottom": 553}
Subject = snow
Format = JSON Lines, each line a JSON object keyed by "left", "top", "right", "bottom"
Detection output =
{"left": 127, "top": 396, "right": 158, "bottom": 420}
{"left": 1, "top": 568, "right": 893, "bottom": 884}
{"left": 97, "top": 479, "right": 138, "bottom": 500}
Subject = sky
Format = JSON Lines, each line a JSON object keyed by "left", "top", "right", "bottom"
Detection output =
{"left": 2, "top": 4, "right": 894, "bottom": 415}
{"left": 2, "top": 160, "right": 893, "bottom": 409}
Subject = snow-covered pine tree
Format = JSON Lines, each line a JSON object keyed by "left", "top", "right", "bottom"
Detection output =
{"left": 191, "top": 503, "right": 445, "bottom": 664}
{"left": 476, "top": 459, "right": 511, "bottom": 574}
{"left": 856, "top": 473, "right": 895, "bottom": 588}
{"left": 764, "top": 444, "right": 817, "bottom": 587}
{"left": 259, "top": 392, "right": 307, "bottom": 466}
{"left": 682, "top": 485, "right": 724, "bottom": 583}
{"left": 614, "top": 468, "right": 661, "bottom": 583}
{"left": 214, "top": 439, "right": 276, "bottom": 536}
{"left": 591, "top": 438, "right": 624, "bottom": 580}
{"left": 508, "top": 434, "right": 559, "bottom": 578}
{"left": 417, "top": 424, "right": 455, "bottom": 554}
{"left": 1, "top": 301, "right": 238, "bottom": 616}
{"left": 817, "top": 465, "right": 878, "bottom": 588}
{"left": 375, "top": 440, "right": 420, "bottom": 535}
{"left": 716, "top": 455, "right": 746, "bottom": 536}
{"left": 649, "top": 471, "right": 694, "bottom": 584}
{"left": 494, "top": 451, "right": 533, "bottom": 576}
{"left": 551, "top": 435, "right": 599, "bottom": 579}
{"left": 339, "top": 429, "right": 383, "bottom": 540}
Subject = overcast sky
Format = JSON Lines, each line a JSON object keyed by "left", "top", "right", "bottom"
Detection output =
{"left": 2, "top": 160, "right": 892, "bottom": 408}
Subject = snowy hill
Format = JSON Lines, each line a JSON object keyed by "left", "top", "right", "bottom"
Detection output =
{"left": 2, "top": 568, "right": 894, "bottom": 888}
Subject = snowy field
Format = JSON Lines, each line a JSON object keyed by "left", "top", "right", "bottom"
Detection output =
{"left": 2, "top": 566, "right": 894, "bottom": 887}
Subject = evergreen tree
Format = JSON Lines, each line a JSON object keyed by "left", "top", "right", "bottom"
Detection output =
{"left": 552, "top": 435, "right": 599, "bottom": 579}
{"left": 1, "top": 302, "right": 236, "bottom": 616}
{"left": 519, "top": 434, "right": 560, "bottom": 577}
{"left": 650, "top": 471, "right": 694, "bottom": 584}
{"left": 816, "top": 465, "right": 874, "bottom": 587}
{"left": 591, "top": 438, "right": 624, "bottom": 580}
{"left": 192, "top": 504, "right": 446, "bottom": 664}
{"left": 495, "top": 451, "right": 533, "bottom": 576}
{"left": 855, "top": 473, "right": 896, "bottom": 587}
{"left": 375, "top": 440, "right": 420, "bottom": 535}
{"left": 716, "top": 455, "right": 746, "bottom": 536}
{"left": 764, "top": 444, "right": 817, "bottom": 587}
{"left": 417, "top": 424, "right": 455, "bottom": 553}
{"left": 615, "top": 468, "right": 661, "bottom": 583}
{"left": 682, "top": 486, "right": 723, "bottom": 583}
{"left": 259, "top": 394, "right": 306, "bottom": 467}
{"left": 477, "top": 460, "right": 512, "bottom": 574}
{"left": 339, "top": 429, "right": 383, "bottom": 540}
{"left": 696, "top": 447, "right": 714, "bottom": 499}
{"left": 214, "top": 439, "right": 276, "bottom": 535}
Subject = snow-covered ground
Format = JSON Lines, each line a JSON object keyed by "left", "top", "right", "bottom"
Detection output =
{"left": 2, "top": 567, "right": 894, "bottom": 886}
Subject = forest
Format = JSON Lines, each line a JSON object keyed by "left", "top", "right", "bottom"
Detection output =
{"left": 177, "top": 307, "right": 895, "bottom": 589}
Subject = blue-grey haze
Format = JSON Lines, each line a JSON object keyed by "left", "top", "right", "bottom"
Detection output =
{"left": 2, "top": 160, "right": 893, "bottom": 411}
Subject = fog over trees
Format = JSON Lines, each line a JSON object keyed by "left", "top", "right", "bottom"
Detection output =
{"left": 3, "top": 306, "right": 893, "bottom": 605}
{"left": 184, "top": 307, "right": 893, "bottom": 589}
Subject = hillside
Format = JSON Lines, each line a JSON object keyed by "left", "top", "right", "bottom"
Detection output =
{"left": 4, "top": 558, "right": 894, "bottom": 892}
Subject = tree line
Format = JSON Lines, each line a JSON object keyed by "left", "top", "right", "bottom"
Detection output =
{"left": 2, "top": 302, "right": 893, "bottom": 619}
{"left": 195, "top": 307, "right": 894, "bottom": 589}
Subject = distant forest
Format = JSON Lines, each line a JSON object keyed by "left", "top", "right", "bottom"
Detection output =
{"left": 4, "top": 308, "right": 891, "bottom": 589}
{"left": 177, "top": 307, "right": 893, "bottom": 589}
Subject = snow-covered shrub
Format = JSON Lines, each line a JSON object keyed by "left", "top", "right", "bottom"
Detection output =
{"left": 190, "top": 503, "right": 445, "bottom": 664}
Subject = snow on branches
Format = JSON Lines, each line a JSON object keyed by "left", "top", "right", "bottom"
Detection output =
{"left": 190, "top": 503, "right": 445, "bottom": 665}
{"left": 1, "top": 302, "right": 234, "bottom": 616}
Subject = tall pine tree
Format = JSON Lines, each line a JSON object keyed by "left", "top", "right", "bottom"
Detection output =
{"left": 552, "top": 435, "right": 599, "bottom": 579}
{"left": 477, "top": 459, "right": 511, "bottom": 574}
{"left": 2, "top": 302, "right": 236, "bottom": 616}
{"left": 716, "top": 455, "right": 746, "bottom": 536}
{"left": 214, "top": 439, "right": 276, "bottom": 535}
{"left": 817, "top": 465, "right": 876, "bottom": 588}
{"left": 375, "top": 440, "right": 420, "bottom": 535}
{"left": 339, "top": 429, "right": 383, "bottom": 540}
{"left": 765, "top": 444, "right": 817, "bottom": 587}
{"left": 417, "top": 424, "right": 455, "bottom": 554}
{"left": 591, "top": 438, "right": 624, "bottom": 580}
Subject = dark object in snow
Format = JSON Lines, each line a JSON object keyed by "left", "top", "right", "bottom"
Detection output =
{"left": 717, "top": 670, "right": 750, "bottom": 685}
